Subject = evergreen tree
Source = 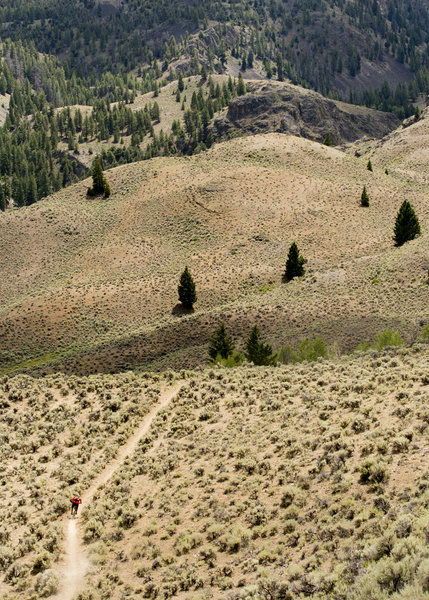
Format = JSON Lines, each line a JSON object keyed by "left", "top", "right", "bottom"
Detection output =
{"left": 361, "top": 185, "right": 370, "bottom": 207}
{"left": 91, "top": 158, "right": 106, "bottom": 194}
{"left": 88, "top": 158, "right": 110, "bottom": 197}
{"left": 208, "top": 323, "right": 235, "bottom": 361}
{"left": 323, "top": 133, "right": 333, "bottom": 146}
{"left": 178, "top": 266, "right": 197, "bottom": 309}
{"left": 245, "top": 325, "right": 276, "bottom": 366}
{"left": 367, "top": 159, "right": 373, "bottom": 172}
{"left": 237, "top": 72, "right": 246, "bottom": 96}
{"left": 178, "top": 73, "right": 184, "bottom": 92}
{"left": 394, "top": 200, "right": 421, "bottom": 246}
{"left": 285, "top": 242, "right": 306, "bottom": 281}
{"left": 0, "top": 186, "right": 6, "bottom": 212}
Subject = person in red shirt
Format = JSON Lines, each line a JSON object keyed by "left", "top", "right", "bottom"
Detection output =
{"left": 70, "top": 493, "right": 82, "bottom": 515}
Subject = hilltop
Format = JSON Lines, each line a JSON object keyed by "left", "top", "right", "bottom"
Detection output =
{"left": 0, "top": 112, "right": 428, "bottom": 375}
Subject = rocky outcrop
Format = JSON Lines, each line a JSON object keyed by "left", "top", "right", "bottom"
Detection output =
{"left": 210, "top": 81, "right": 400, "bottom": 144}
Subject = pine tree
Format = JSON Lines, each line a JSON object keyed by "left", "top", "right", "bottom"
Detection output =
{"left": 361, "top": 185, "right": 369, "bottom": 207}
{"left": 285, "top": 242, "right": 306, "bottom": 281}
{"left": 394, "top": 200, "right": 421, "bottom": 246}
{"left": 208, "top": 323, "right": 235, "bottom": 361}
{"left": 178, "top": 73, "right": 184, "bottom": 92}
{"left": 237, "top": 72, "right": 246, "bottom": 96}
{"left": 245, "top": 325, "right": 276, "bottom": 366}
{"left": 178, "top": 266, "right": 197, "bottom": 309}
{"left": 323, "top": 133, "right": 333, "bottom": 146}
{"left": 88, "top": 158, "right": 110, "bottom": 197}
{"left": 0, "top": 185, "right": 6, "bottom": 212}
{"left": 91, "top": 158, "right": 106, "bottom": 194}
{"left": 367, "top": 159, "right": 373, "bottom": 172}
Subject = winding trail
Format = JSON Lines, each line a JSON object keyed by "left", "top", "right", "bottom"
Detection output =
{"left": 53, "top": 381, "right": 184, "bottom": 600}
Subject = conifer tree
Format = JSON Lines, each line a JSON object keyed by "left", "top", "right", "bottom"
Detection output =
{"left": 178, "top": 73, "right": 184, "bottom": 92}
{"left": 323, "top": 133, "right": 333, "bottom": 146}
{"left": 208, "top": 323, "right": 235, "bottom": 361}
{"left": 87, "top": 158, "right": 110, "bottom": 197}
{"left": 285, "top": 242, "right": 306, "bottom": 281}
{"left": 367, "top": 159, "right": 373, "bottom": 172}
{"left": 178, "top": 266, "right": 197, "bottom": 309}
{"left": 245, "top": 325, "right": 276, "bottom": 366}
{"left": 361, "top": 185, "right": 369, "bottom": 207}
{"left": 91, "top": 158, "right": 106, "bottom": 194}
{"left": 0, "top": 186, "right": 6, "bottom": 212}
{"left": 237, "top": 72, "right": 246, "bottom": 96}
{"left": 394, "top": 200, "right": 421, "bottom": 246}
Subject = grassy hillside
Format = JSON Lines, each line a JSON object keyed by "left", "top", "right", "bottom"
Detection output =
{"left": 0, "top": 117, "right": 428, "bottom": 375}
{"left": 0, "top": 344, "right": 428, "bottom": 599}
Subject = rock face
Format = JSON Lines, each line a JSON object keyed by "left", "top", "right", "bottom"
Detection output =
{"left": 211, "top": 81, "right": 400, "bottom": 144}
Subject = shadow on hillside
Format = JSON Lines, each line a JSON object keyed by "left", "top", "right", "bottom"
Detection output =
{"left": 172, "top": 303, "right": 195, "bottom": 317}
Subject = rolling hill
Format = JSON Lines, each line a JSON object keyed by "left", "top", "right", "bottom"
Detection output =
{"left": 0, "top": 108, "right": 428, "bottom": 375}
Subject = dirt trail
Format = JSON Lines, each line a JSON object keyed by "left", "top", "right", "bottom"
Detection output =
{"left": 53, "top": 381, "right": 184, "bottom": 600}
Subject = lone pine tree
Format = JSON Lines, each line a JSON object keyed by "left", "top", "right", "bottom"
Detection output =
{"left": 178, "top": 266, "right": 197, "bottom": 309}
{"left": 87, "top": 158, "right": 110, "bottom": 197}
{"left": 361, "top": 185, "right": 370, "bottom": 207}
{"left": 285, "top": 242, "right": 305, "bottom": 281}
{"left": 208, "top": 323, "right": 235, "bottom": 361}
{"left": 394, "top": 200, "right": 421, "bottom": 246}
{"left": 245, "top": 325, "right": 276, "bottom": 366}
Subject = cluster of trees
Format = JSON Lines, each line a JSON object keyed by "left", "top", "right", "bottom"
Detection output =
{"left": 56, "top": 100, "right": 160, "bottom": 150}
{"left": 98, "top": 74, "right": 246, "bottom": 170}
{"left": 0, "top": 110, "right": 82, "bottom": 209}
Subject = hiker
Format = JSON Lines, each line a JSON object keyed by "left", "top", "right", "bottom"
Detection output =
{"left": 70, "top": 493, "right": 82, "bottom": 515}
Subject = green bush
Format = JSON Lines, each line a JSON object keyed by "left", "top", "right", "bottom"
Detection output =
{"left": 278, "top": 337, "right": 329, "bottom": 364}
{"left": 372, "top": 329, "right": 403, "bottom": 351}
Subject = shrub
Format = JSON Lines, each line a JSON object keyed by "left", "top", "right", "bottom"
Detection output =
{"left": 372, "top": 329, "right": 403, "bottom": 351}
{"left": 359, "top": 459, "right": 389, "bottom": 485}
{"left": 83, "top": 518, "right": 104, "bottom": 542}
{"left": 33, "top": 570, "right": 60, "bottom": 597}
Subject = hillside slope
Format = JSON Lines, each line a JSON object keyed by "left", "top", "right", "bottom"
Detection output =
{"left": 0, "top": 345, "right": 428, "bottom": 599}
{"left": 0, "top": 125, "right": 428, "bottom": 375}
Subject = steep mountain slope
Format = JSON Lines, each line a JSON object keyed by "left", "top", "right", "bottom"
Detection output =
{"left": 0, "top": 119, "right": 428, "bottom": 375}
{"left": 1, "top": 0, "right": 428, "bottom": 97}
